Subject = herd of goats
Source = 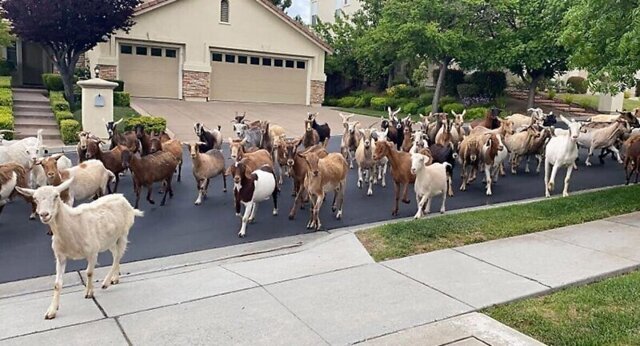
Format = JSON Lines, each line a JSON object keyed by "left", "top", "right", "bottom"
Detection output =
{"left": 1, "top": 106, "right": 640, "bottom": 319}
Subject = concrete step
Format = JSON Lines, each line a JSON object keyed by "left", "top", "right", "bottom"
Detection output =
{"left": 13, "top": 112, "right": 55, "bottom": 119}
{"left": 14, "top": 117, "right": 58, "bottom": 127}
{"left": 13, "top": 104, "right": 52, "bottom": 112}
{"left": 14, "top": 128, "right": 62, "bottom": 141}
{"left": 14, "top": 125, "right": 60, "bottom": 135}
{"left": 12, "top": 87, "right": 47, "bottom": 94}
{"left": 13, "top": 95, "right": 50, "bottom": 103}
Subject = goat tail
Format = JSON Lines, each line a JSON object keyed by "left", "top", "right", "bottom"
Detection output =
{"left": 443, "top": 162, "right": 453, "bottom": 175}
{"left": 133, "top": 209, "right": 145, "bottom": 218}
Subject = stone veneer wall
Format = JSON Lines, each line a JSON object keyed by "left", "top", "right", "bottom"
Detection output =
{"left": 310, "top": 80, "right": 325, "bottom": 105}
{"left": 97, "top": 65, "right": 117, "bottom": 80}
{"left": 182, "top": 70, "right": 210, "bottom": 99}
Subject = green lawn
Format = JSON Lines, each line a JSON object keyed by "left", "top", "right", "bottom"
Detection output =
{"left": 485, "top": 270, "right": 640, "bottom": 345}
{"left": 72, "top": 106, "right": 139, "bottom": 127}
{"left": 356, "top": 184, "right": 640, "bottom": 261}
{"left": 555, "top": 93, "right": 640, "bottom": 112}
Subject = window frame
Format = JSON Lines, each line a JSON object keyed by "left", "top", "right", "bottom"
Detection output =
{"left": 225, "top": 54, "right": 236, "bottom": 63}
{"left": 165, "top": 49, "right": 177, "bottom": 58}
{"left": 285, "top": 60, "right": 295, "bottom": 68}
{"left": 120, "top": 45, "right": 133, "bottom": 55}
{"left": 212, "top": 52, "right": 223, "bottom": 62}
{"left": 274, "top": 59, "right": 284, "bottom": 67}
{"left": 250, "top": 56, "right": 260, "bottom": 65}
{"left": 296, "top": 61, "right": 306, "bottom": 69}
{"left": 238, "top": 55, "right": 248, "bottom": 64}
{"left": 220, "top": 0, "right": 230, "bottom": 23}
{"left": 150, "top": 48, "right": 163, "bottom": 57}
{"left": 135, "top": 46, "right": 148, "bottom": 56}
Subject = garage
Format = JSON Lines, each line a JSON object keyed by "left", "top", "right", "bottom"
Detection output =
{"left": 119, "top": 43, "right": 180, "bottom": 98}
{"left": 210, "top": 51, "right": 308, "bottom": 105}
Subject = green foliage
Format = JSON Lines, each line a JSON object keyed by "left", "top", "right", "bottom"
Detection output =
{"left": 113, "top": 92, "right": 130, "bottom": 107}
{"left": 54, "top": 110, "right": 74, "bottom": 125}
{"left": 438, "top": 96, "right": 457, "bottom": 107}
{"left": 442, "top": 103, "right": 465, "bottom": 115}
{"left": 411, "top": 61, "right": 431, "bottom": 87}
{"left": 386, "top": 84, "right": 419, "bottom": 98}
{"left": 566, "top": 76, "right": 588, "bottom": 94}
{"left": 547, "top": 90, "right": 557, "bottom": 100}
{"left": 51, "top": 100, "right": 70, "bottom": 112}
{"left": 456, "top": 83, "right": 479, "bottom": 98}
{"left": 432, "top": 69, "right": 465, "bottom": 96}
{"left": 402, "top": 102, "right": 420, "bottom": 115}
{"left": 418, "top": 92, "right": 434, "bottom": 107}
{"left": 467, "top": 71, "right": 507, "bottom": 97}
{"left": 563, "top": 94, "right": 575, "bottom": 105}
{"left": 0, "top": 20, "right": 15, "bottom": 47}
{"left": 0, "top": 88, "right": 12, "bottom": 107}
{"left": 42, "top": 73, "right": 65, "bottom": 91}
{"left": 624, "top": 91, "right": 631, "bottom": 99}
{"left": 0, "top": 106, "right": 14, "bottom": 140}
{"left": 357, "top": 92, "right": 377, "bottom": 107}
{"left": 424, "top": 105, "right": 434, "bottom": 114}
{"left": 370, "top": 96, "right": 389, "bottom": 111}
{"left": 0, "top": 59, "right": 15, "bottom": 76}
{"left": 0, "top": 76, "right": 11, "bottom": 88}
{"left": 107, "top": 80, "right": 125, "bottom": 92}
{"left": 60, "top": 119, "right": 81, "bottom": 144}
{"left": 124, "top": 116, "right": 167, "bottom": 133}
{"left": 465, "top": 107, "right": 489, "bottom": 121}
{"left": 324, "top": 98, "right": 339, "bottom": 107}
{"left": 337, "top": 96, "right": 359, "bottom": 108}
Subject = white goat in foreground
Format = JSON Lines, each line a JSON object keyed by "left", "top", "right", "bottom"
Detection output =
{"left": 410, "top": 152, "right": 450, "bottom": 218}
{"left": 545, "top": 115, "right": 582, "bottom": 197}
{"left": 16, "top": 178, "right": 143, "bottom": 320}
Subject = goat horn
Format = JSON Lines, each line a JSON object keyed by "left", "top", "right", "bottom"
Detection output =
{"left": 368, "top": 122, "right": 378, "bottom": 129}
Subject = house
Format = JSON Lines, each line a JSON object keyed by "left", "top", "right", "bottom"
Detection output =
{"left": 5, "top": 0, "right": 332, "bottom": 106}
{"left": 1, "top": 41, "right": 54, "bottom": 86}
{"left": 311, "top": 0, "right": 362, "bottom": 25}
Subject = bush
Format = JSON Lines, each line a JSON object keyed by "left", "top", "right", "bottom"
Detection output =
{"left": 337, "top": 96, "right": 358, "bottom": 108}
{"left": 324, "top": 98, "right": 339, "bottom": 107}
{"left": 54, "top": 110, "right": 74, "bottom": 125}
{"left": 432, "top": 69, "right": 465, "bottom": 96}
{"left": 457, "top": 84, "right": 479, "bottom": 98}
{"left": 114, "top": 92, "right": 131, "bottom": 107}
{"left": 402, "top": 102, "right": 420, "bottom": 115}
{"left": 467, "top": 71, "right": 507, "bottom": 97}
{"left": 424, "top": 105, "right": 434, "bottom": 114}
{"left": 624, "top": 91, "right": 631, "bottom": 99}
{"left": 418, "top": 92, "right": 434, "bottom": 107}
{"left": 0, "top": 88, "right": 12, "bottom": 107}
{"left": 353, "top": 97, "right": 367, "bottom": 108}
{"left": 357, "top": 92, "right": 376, "bottom": 108}
{"left": 563, "top": 94, "right": 575, "bottom": 105}
{"left": 567, "top": 76, "right": 588, "bottom": 94}
{"left": 0, "top": 76, "right": 11, "bottom": 88}
{"left": 0, "top": 106, "right": 14, "bottom": 140}
{"left": 42, "top": 73, "right": 65, "bottom": 91}
{"left": 438, "top": 96, "right": 458, "bottom": 107}
{"left": 124, "top": 116, "right": 166, "bottom": 133}
{"left": 547, "top": 90, "right": 557, "bottom": 100}
{"left": 370, "top": 97, "right": 389, "bottom": 110}
{"left": 0, "top": 59, "right": 15, "bottom": 76}
{"left": 60, "top": 119, "right": 81, "bottom": 144}
{"left": 443, "top": 103, "right": 465, "bottom": 115}
{"left": 108, "top": 80, "right": 125, "bottom": 92}
{"left": 386, "top": 84, "right": 419, "bottom": 98}
{"left": 51, "top": 100, "right": 70, "bottom": 112}
{"left": 465, "top": 107, "right": 489, "bottom": 121}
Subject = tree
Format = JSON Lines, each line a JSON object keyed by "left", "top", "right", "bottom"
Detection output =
{"left": 561, "top": 0, "right": 640, "bottom": 93}
{"left": 0, "top": 20, "right": 15, "bottom": 47}
{"left": 496, "top": 0, "right": 572, "bottom": 108}
{"left": 2, "top": 0, "right": 142, "bottom": 103}
{"left": 271, "top": 0, "right": 292, "bottom": 11}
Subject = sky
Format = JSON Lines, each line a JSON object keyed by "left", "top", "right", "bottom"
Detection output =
{"left": 288, "top": 0, "right": 311, "bottom": 23}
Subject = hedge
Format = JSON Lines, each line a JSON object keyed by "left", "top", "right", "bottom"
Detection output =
{"left": 438, "top": 96, "right": 458, "bottom": 107}
{"left": 370, "top": 97, "right": 389, "bottom": 110}
{"left": 60, "top": 119, "right": 81, "bottom": 144}
{"left": 114, "top": 92, "right": 131, "bottom": 107}
{"left": 418, "top": 92, "right": 434, "bottom": 107}
{"left": 432, "top": 69, "right": 465, "bottom": 96}
{"left": 54, "top": 110, "right": 74, "bottom": 125}
{"left": 402, "top": 102, "right": 421, "bottom": 115}
{"left": 42, "top": 73, "right": 65, "bottom": 91}
{"left": 0, "top": 106, "right": 14, "bottom": 140}
{"left": 465, "top": 107, "right": 489, "bottom": 121}
{"left": 0, "top": 76, "right": 11, "bottom": 88}
{"left": 443, "top": 102, "right": 465, "bottom": 114}
{"left": 386, "top": 84, "right": 419, "bottom": 98}
{"left": 457, "top": 84, "right": 479, "bottom": 98}
{"left": 337, "top": 96, "right": 358, "bottom": 108}
{"left": 124, "top": 116, "right": 167, "bottom": 133}
{"left": 0, "top": 59, "right": 14, "bottom": 76}
{"left": 567, "top": 76, "right": 588, "bottom": 94}
{"left": 107, "top": 80, "right": 125, "bottom": 92}
{"left": 324, "top": 98, "right": 339, "bottom": 107}
{"left": 467, "top": 71, "right": 507, "bottom": 97}
{"left": 0, "top": 88, "right": 12, "bottom": 107}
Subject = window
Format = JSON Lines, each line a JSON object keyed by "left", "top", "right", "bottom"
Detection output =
{"left": 165, "top": 49, "right": 177, "bottom": 58}
{"left": 120, "top": 45, "right": 133, "bottom": 54}
{"left": 311, "top": 15, "right": 319, "bottom": 26}
{"left": 262, "top": 58, "right": 272, "bottom": 66}
{"left": 135, "top": 46, "right": 148, "bottom": 55}
{"left": 151, "top": 48, "right": 162, "bottom": 57}
{"left": 238, "top": 55, "right": 248, "bottom": 64}
{"left": 285, "top": 60, "right": 295, "bottom": 68}
{"left": 274, "top": 59, "right": 283, "bottom": 67}
{"left": 296, "top": 61, "right": 306, "bottom": 69}
{"left": 250, "top": 57, "right": 260, "bottom": 65}
{"left": 212, "top": 52, "right": 223, "bottom": 62}
{"left": 225, "top": 54, "right": 236, "bottom": 63}
{"left": 220, "top": 0, "right": 229, "bottom": 23}
{"left": 6, "top": 45, "right": 16, "bottom": 66}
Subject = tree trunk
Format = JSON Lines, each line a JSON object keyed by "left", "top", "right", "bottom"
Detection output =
{"left": 51, "top": 53, "right": 80, "bottom": 106}
{"left": 431, "top": 59, "right": 449, "bottom": 113}
{"left": 526, "top": 74, "right": 542, "bottom": 109}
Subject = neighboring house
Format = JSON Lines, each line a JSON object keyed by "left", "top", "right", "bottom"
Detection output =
{"left": 311, "top": 0, "right": 362, "bottom": 25}
{"left": 5, "top": 0, "right": 332, "bottom": 106}
{"left": 1, "top": 41, "right": 54, "bottom": 86}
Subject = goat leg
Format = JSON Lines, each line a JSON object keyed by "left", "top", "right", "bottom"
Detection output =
{"left": 134, "top": 184, "right": 142, "bottom": 209}
{"left": 146, "top": 185, "right": 156, "bottom": 205}
{"left": 392, "top": 182, "right": 400, "bottom": 216}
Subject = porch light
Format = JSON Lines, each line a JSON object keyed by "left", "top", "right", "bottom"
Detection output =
{"left": 94, "top": 66, "right": 100, "bottom": 78}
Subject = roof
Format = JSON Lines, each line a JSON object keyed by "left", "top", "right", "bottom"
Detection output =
{"left": 134, "top": 0, "right": 333, "bottom": 53}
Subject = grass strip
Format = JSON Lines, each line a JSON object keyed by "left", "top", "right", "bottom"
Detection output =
{"left": 485, "top": 270, "right": 640, "bottom": 345}
{"left": 356, "top": 184, "right": 640, "bottom": 261}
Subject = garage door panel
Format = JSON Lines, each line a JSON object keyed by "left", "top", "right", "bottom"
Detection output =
{"left": 210, "top": 54, "right": 307, "bottom": 105}
{"left": 119, "top": 44, "right": 179, "bottom": 99}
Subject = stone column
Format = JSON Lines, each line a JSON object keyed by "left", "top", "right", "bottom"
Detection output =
{"left": 598, "top": 93, "right": 624, "bottom": 114}
{"left": 77, "top": 78, "right": 118, "bottom": 139}
{"left": 310, "top": 80, "right": 326, "bottom": 106}
{"left": 182, "top": 70, "right": 210, "bottom": 102}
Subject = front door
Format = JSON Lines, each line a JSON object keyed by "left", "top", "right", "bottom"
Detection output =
{"left": 22, "top": 42, "right": 48, "bottom": 85}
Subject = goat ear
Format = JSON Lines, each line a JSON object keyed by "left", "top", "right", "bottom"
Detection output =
{"left": 227, "top": 137, "right": 233, "bottom": 144}
{"left": 461, "top": 109, "right": 466, "bottom": 116}
{"left": 56, "top": 177, "right": 74, "bottom": 194}
{"left": 240, "top": 138, "right": 247, "bottom": 145}
{"left": 15, "top": 186, "right": 35, "bottom": 198}
{"left": 50, "top": 153, "right": 64, "bottom": 161}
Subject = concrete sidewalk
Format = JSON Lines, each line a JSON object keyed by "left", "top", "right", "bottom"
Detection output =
{"left": 2, "top": 212, "right": 640, "bottom": 345}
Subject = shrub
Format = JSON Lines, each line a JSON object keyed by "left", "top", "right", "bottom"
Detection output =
{"left": 370, "top": 97, "right": 389, "bottom": 110}
{"left": 418, "top": 92, "right": 434, "bottom": 107}
{"left": 386, "top": 84, "right": 419, "bottom": 98}
{"left": 563, "top": 94, "right": 575, "bottom": 105}
{"left": 0, "top": 76, "right": 11, "bottom": 88}
{"left": 578, "top": 98, "right": 595, "bottom": 110}
{"left": 467, "top": 71, "right": 507, "bottom": 97}
{"left": 0, "top": 88, "right": 12, "bottom": 107}
{"left": 337, "top": 96, "right": 358, "bottom": 108}
{"left": 432, "top": 69, "right": 465, "bottom": 96}
{"left": 547, "top": 90, "right": 557, "bottom": 100}
{"left": 443, "top": 103, "right": 465, "bottom": 115}
{"left": 624, "top": 91, "right": 631, "bottom": 99}
{"left": 124, "top": 116, "right": 166, "bottom": 133}
{"left": 438, "top": 96, "right": 458, "bottom": 107}
{"left": 465, "top": 107, "right": 489, "bottom": 121}
{"left": 354, "top": 97, "right": 367, "bottom": 108}
{"left": 402, "top": 102, "right": 420, "bottom": 115}
{"left": 0, "top": 106, "right": 14, "bottom": 140}
{"left": 54, "top": 110, "right": 74, "bottom": 125}
{"left": 42, "top": 73, "right": 65, "bottom": 91}
{"left": 60, "top": 119, "right": 81, "bottom": 144}
{"left": 51, "top": 100, "right": 70, "bottom": 112}
{"left": 324, "top": 98, "right": 339, "bottom": 107}
{"left": 0, "top": 59, "right": 14, "bottom": 76}
{"left": 357, "top": 92, "right": 376, "bottom": 107}
{"left": 424, "top": 105, "right": 434, "bottom": 114}
{"left": 114, "top": 92, "right": 131, "bottom": 107}
{"left": 567, "top": 76, "right": 588, "bottom": 94}
{"left": 457, "top": 84, "right": 479, "bottom": 98}
{"left": 108, "top": 80, "right": 125, "bottom": 92}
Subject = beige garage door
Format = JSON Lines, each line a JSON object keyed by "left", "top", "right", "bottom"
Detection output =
{"left": 210, "top": 51, "right": 307, "bottom": 104}
{"left": 119, "top": 44, "right": 179, "bottom": 98}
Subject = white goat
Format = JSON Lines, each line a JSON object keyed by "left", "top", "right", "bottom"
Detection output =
{"left": 410, "top": 152, "right": 449, "bottom": 218}
{"left": 340, "top": 114, "right": 361, "bottom": 169}
{"left": 0, "top": 130, "right": 44, "bottom": 170}
{"left": 355, "top": 127, "right": 377, "bottom": 196}
{"left": 545, "top": 115, "right": 582, "bottom": 197}
{"left": 16, "top": 178, "right": 143, "bottom": 319}
{"left": 480, "top": 133, "right": 509, "bottom": 196}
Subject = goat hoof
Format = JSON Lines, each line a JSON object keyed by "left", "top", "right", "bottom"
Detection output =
{"left": 148, "top": 200, "right": 156, "bottom": 205}
{"left": 101, "top": 284, "right": 109, "bottom": 289}
{"left": 84, "top": 293, "right": 94, "bottom": 299}
{"left": 402, "top": 199, "right": 410, "bottom": 204}
{"left": 194, "top": 201, "right": 201, "bottom": 206}
{"left": 331, "top": 206, "right": 337, "bottom": 212}
{"left": 44, "top": 312, "right": 56, "bottom": 320}
{"left": 223, "top": 188, "right": 227, "bottom": 193}
{"left": 288, "top": 214, "right": 294, "bottom": 220}
{"left": 238, "top": 233, "right": 245, "bottom": 238}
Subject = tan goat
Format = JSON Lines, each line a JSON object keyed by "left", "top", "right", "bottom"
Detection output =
{"left": 184, "top": 142, "right": 227, "bottom": 205}
{"left": 355, "top": 125, "right": 378, "bottom": 196}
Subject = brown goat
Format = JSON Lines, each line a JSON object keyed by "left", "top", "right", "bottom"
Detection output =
{"left": 458, "top": 136, "right": 481, "bottom": 191}
{"left": 283, "top": 140, "right": 329, "bottom": 220}
{"left": 85, "top": 140, "right": 128, "bottom": 193}
{"left": 149, "top": 134, "right": 183, "bottom": 182}
{"left": 0, "top": 162, "right": 36, "bottom": 219}
{"left": 401, "top": 121, "right": 414, "bottom": 152}
{"left": 122, "top": 149, "right": 178, "bottom": 208}
{"left": 373, "top": 139, "right": 415, "bottom": 216}
{"left": 470, "top": 107, "right": 502, "bottom": 129}
{"left": 624, "top": 135, "right": 640, "bottom": 184}
{"left": 227, "top": 138, "right": 273, "bottom": 178}
{"left": 302, "top": 118, "right": 320, "bottom": 148}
